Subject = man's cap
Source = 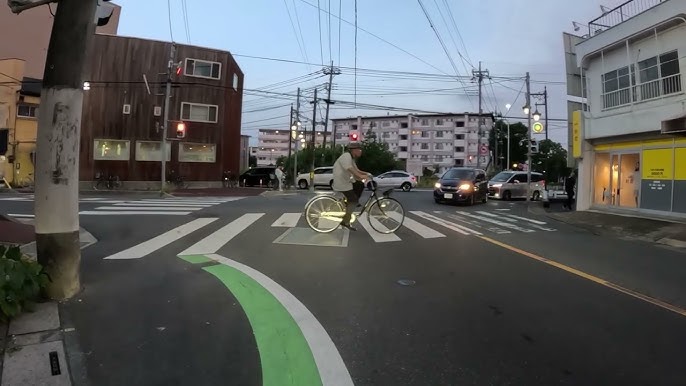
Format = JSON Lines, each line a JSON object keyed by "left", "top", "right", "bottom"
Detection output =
{"left": 348, "top": 142, "right": 362, "bottom": 149}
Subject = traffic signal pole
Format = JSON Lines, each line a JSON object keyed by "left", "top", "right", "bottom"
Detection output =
{"left": 161, "top": 43, "right": 176, "bottom": 194}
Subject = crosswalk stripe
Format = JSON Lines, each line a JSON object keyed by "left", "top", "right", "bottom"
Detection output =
{"left": 104, "top": 218, "right": 218, "bottom": 259}
{"left": 410, "top": 211, "right": 482, "bottom": 236}
{"left": 475, "top": 211, "right": 557, "bottom": 232}
{"left": 111, "top": 203, "right": 212, "bottom": 207}
{"left": 140, "top": 200, "right": 227, "bottom": 205}
{"left": 387, "top": 211, "right": 445, "bottom": 239}
{"left": 501, "top": 213, "right": 548, "bottom": 225}
{"left": 79, "top": 211, "right": 192, "bottom": 215}
{"left": 94, "top": 206, "right": 203, "bottom": 211}
{"left": 180, "top": 213, "right": 265, "bottom": 255}
{"left": 457, "top": 211, "right": 535, "bottom": 233}
{"left": 272, "top": 213, "right": 301, "bottom": 227}
{"left": 357, "top": 213, "right": 401, "bottom": 242}
{"left": 444, "top": 212, "right": 511, "bottom": 234}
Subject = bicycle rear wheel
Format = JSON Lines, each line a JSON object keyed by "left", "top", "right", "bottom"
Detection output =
{"left": 368, "top": 197, "right": 404, "bottom": 234}
{"left": 305, "top": 195, "right": 345, "bottom": 233}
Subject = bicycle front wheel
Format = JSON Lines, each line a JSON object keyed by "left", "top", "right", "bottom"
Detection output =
{"left": 305, "top": 195, "right": 345, "bottom": 233}
{"left": 368, "top": 197, "right": 405, "bottom": 234}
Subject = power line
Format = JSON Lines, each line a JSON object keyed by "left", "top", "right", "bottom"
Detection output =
{"left": 166, "top": 0, "right": 174, "bottom": 41}
{"left": 354, "top": 0, "right": 358, "bottom": 105}
{"left": 317, "top": 0, "right": 324, "bottom": 65}
{"left": 283, "top": 0, "right": 309, "bottom": 68}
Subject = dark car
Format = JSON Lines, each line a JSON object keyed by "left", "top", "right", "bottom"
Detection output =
{"left": 433, "top": 167, "right": 488, "bottom": 205}
{"left": 239, "top": 166, "right": 277, "bottom": 187}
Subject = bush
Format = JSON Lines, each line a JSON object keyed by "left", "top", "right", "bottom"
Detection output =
{"left": 0, "top": 245, "right": 50, "bottom": 322}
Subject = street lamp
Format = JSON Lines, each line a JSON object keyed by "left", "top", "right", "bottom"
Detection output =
{"left": 533, "top": 109, "right": 541, "bottom": 122}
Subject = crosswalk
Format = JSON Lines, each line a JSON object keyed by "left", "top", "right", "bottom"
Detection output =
{"left": 1, "top": 196, "right": 246, "bottom": 217}
{"left": 103, "top": 209, "right": 556, "bottom": 259}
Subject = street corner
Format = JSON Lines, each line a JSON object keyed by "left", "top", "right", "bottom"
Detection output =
{"left": 175, "top": 253, "right": 354, "bottom": 386}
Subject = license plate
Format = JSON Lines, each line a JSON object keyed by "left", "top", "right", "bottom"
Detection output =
{"left": 443, "top": 193, "right": 453, "bottom": 199}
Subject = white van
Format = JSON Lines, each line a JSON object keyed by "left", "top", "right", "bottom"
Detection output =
{"left": 487, "top": 170, "right": 545, "bottom": 200}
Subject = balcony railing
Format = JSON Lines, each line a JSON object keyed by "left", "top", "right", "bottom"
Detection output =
{"left": 602, "top": 73, "right": 682, "bottom": 109}
{"left": 589, "top": 0, "right": 665, "bottom": 36}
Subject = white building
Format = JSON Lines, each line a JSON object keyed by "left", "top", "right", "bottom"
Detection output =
{"left": 569, "top": 0, "right": 686, "bottom": 217}
{"left": 254, "top": 128, "right": 326, "bottom": 166}
{"left": 331, "top": 113, "right": 493, "bottom": 174}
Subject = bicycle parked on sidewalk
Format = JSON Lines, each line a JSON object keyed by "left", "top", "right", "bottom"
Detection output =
{"left": 93, "top": 172, "right": 121, "bottom": 190}
{"left": 303, "top": 178, "right": 405, "bottom": 233}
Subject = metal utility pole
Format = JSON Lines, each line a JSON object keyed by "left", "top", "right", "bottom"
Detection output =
{"left": 309, "top": 88, "right": 318, "bottom": 192}
{"left": 33, "top": 0, "right": 99, "bottom": 300}
{"left": 472, "top": 61, "right": 489, "bottom": 169}
{"left": 293, "top": 88, "right": 301, "bottom": 187}
{"left": 544, "top": 86, "right": 549, "bottom": 141}
{"left": 161, "top": 43, "right": 176, "bottom": 194}
{"left": 525, "top": 72, "right": 532, "bottom": 203}
{"left": 288, "top": 104, "right": 294, "bottom": 163}
{"left": 322, "top": 61, "right": 340, "bottom": 149}
{"left": 494, "top": 119, "right": 499, "bottom": 171}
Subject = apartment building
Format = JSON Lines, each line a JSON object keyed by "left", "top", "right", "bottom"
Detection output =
{"left": 331, "top": 113, "right": 493, "bottom": 173}
{"left": 567, "top": 0, "right": 686, "bottom": 217}
{"left": 255, "top": 128, "right": 327, "bottom": 166}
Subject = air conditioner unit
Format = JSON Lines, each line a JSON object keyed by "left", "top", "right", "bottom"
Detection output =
{"left": 154, "top": 106, "right": 162, "bottom": 116}
{"left": 123, "top": 104, "right": 131, "bottom": 115}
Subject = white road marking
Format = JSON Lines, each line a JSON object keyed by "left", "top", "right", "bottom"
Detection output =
{"left": 94, "top": 206, "right": 203, "bottom": 211}
{"left": 140, "top": 200, "right": 227, "bottom": 205}
{"left": 387, "top": 211, "right": 445, "bottom": 239}
{"left": 180, "top": 213, "right": 265, "bottom": 255}
{"left": 206, "top": 253, "right": 354, "bottom": 386}
{"left": 445, "top": 213, "right": 511, "bottom": 234}
{"left": 502, "top": 213, "right": 548, "bottom": 225}
{"left": 476, "top": 211, "right": 557, "bottom": 232}
{"left": 112, "top": 202, "right": 212, "bottom": 207}
{"left": 79, "top": 211, "right": 192, "bottom": 215}
{"left": 271, "top": 213, "right": 301, "bottom": 227}
{"left": 457, "top": 211, "right": 535, "bottom": 233}
{"left": 7, "top": 213, "right": 35, "bottom": 218}
{"left": 495, "top": 208, "right": 511, "bottom": 211}
{"left": 357, "top": 213, "right": 401, "bottom": 242}
{"left": 410, "top": 211, "right": 482, "bottom": 235}
{"left": 104, "top": 218, "right": 217, "bottom": 259}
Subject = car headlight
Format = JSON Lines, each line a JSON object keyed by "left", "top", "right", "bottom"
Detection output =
{"left": 434, "top": 182, "right": 441, "bottom": 189}
{"left": 491, "top": 183, "right": 502, "bottom": 188}
{"left": 459, "top": 183, "right": 472, "bottom": 191}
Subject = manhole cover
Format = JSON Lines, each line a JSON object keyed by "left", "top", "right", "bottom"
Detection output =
{"left": 397, "top": 279, "right": 416, "bottom": 286}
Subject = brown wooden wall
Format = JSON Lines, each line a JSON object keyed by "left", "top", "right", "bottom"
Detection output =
{"left": 80, "top": 34, "right": 243, "bottom": 181}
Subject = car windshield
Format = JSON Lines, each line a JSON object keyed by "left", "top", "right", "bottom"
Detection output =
{"left": 491, "top": 171, "right": 514, "bottom": 182}
{"left": 442, "top": 169, "right": 474, "bottom": 180}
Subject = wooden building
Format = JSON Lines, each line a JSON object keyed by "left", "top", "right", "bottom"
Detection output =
{"left": 80, "top": 34, "right": 243, "bottom": 186}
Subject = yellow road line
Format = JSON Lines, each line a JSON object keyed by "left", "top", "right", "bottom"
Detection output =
{"left": 478, "top": 235, "right": 686, "bottom": 319}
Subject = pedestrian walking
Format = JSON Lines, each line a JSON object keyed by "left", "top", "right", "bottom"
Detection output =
{"left": 275, "top": 165, "right": 285, "bottom": 191}
{"left": 564, "top": 170, "right": 576, "bottom": 210}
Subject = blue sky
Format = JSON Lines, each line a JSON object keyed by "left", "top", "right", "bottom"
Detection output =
{"left": 112, "top": 0, "right": 628, "bottom": 147}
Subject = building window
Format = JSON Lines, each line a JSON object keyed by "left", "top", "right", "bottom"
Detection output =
{"left": 455, "top": 134, "right": 465, "bottom": 140}
{"left": 436, "top": 131, "right": 444, "bottom": 138}
{"left": 637, "top": 50, "right": 681, "bottom": 100}
{"left": 135, "top": 141, "right": 171, "bottom": 162}
{"left": 233, "top": 73, "right": 239, "bottom": 90}
{"left": 181, "top": 102, "right": 218, "bottom": 123}
{"left": 436, "top": 119, "right": 444, "bottom": 126}
{"left": 93, "top": 139, "right": 130, "bottom": 161}
{"left": 421, "top": 143, "right": 429, "bottom": 150}
{"left": 382, "top": 121, "right": 390, "bottom": 127}
{"left": 435, "top": 143, "right": 443, "bottom": 150}
{"left": 421, "top": 131, "right": 429, "bottom": 138}
{"left": 420, "top": 119, "right": 429, "bottom": 126}
{"left": 455, "top": 146, "right": 465, "bottom": 152}
{"left": 179, "top": 142, "right": 216, "bottom": 163}
{"left": 455, "top": 121, "right": 465, "bottom": 127}
{"left": 421, "top": 155, "right": 428, "bottom": 161}
{"left": 602, "top": 65, "right": 634, "bottom": 108}
{"left": 184, "top": 58, "right": 221, "bottom": 80}
{"left": 400, "top": 122, "right": 408, "bottom": 128}
{"left": 17, "top": 104, "right": 38, "bottom": 118}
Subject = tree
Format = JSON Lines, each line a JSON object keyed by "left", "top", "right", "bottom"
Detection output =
{"left": 489, "top": 120, "right": 529, "bottom": 170}
{"left": 356, "top": 130, "right": 404, "bottom": 175}
{"left": 532, "top": 139, "right": 570, "bottom": 184}
{"left": 276, "top": 145, "right": 346, "bottom": 180}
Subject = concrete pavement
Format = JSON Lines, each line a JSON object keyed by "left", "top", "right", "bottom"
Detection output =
{"left": 2, "top": 190, "right": 686, "bottom": 384}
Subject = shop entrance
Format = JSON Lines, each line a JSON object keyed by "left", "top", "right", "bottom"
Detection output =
{"left": 593, "top": 152, "right": 640, "bottom": 208}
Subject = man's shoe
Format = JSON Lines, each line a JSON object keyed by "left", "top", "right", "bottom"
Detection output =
{"left": 340, "top": 222, "right": 357, "bottom": 231}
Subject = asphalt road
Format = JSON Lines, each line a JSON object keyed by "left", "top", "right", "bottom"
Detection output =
{"left": 2, "top": 189, "right": 686, "bottom": 385}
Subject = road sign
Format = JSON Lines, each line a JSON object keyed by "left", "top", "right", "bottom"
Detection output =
{"left": 479, "top": 144, "right": 489, "bottom": 155}
{"left": 532, "top": 122, "right": 545, "bottom": 134}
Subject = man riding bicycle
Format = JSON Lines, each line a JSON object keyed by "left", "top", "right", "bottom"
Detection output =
{"left": 332, "top": 142, "right": 372, "bottom": 231}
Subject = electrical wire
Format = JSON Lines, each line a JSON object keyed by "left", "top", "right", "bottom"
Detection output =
{"left": 166, "top": 0, "right": 174, "bottom": 42}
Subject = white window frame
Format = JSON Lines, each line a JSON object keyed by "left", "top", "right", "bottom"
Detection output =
{"left": 181, "top": 102, "right": 219, "bottom": 123}
{"left": 184, "top": 58, "right": 222, "bottom": 80}
{"left": 17, "top": 104, "right": 38, "bottom": 118}
{"left": 178, "top": 142, "right": 217, "bottom": 163}
{"left": 93, "top": 139, "right": 130, "bottom": 161}
{"left": 135, "top": 141, "right": 171, "bottom": 162}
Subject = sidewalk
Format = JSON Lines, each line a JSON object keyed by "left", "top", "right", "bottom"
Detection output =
{"left": 531, "top": 205, "right": 686, "bottom": 249}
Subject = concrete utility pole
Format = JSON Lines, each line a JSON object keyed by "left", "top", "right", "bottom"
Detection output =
{"left": 288, "top": 104, "right": 294, "bottom": 164}
{"left": 293, "top": 88, "right": 301, "bottom": 187}
{"left": 544, "top": 86, "right": 549, "bottom": 141}
{"left": 472, "top": 61, "right": 489, "bottom": 169}
{"left": 309, "top": 88, "right": 318, "bottom": 192}
{"left": 161, "top": 43, "right": 176, "bottom": 194}
{"left": 33, "top": 0, "right": 99, "bottom": 300}
{"left": 322, "top": 61, "right": 340, "bottom": 149}
{"left": 525, "top": 72, "right": 532, "bottom": 203}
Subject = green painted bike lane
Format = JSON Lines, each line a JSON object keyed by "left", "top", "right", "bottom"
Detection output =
{"left": 178, "top": 253, "right": 353, "bottom": 386}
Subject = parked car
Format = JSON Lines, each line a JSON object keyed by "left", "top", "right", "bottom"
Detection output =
{"left": 370, "top": 170, "right": 417, "bottom": 192}
{"left": 487, "top": 170, "right": 545, "bottom": 200}
{"left": 239, "top": 166, "right": 276, "bottom": 187}
{"left": 433, "top": 167, "right": 488, "bottom": 205}
{"left": 296, "top": 166, "right": 334, "bottom": 189}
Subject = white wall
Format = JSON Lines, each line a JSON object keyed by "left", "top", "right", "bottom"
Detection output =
{"left": 582, "top": 22, "right": 686, "bottom": 139}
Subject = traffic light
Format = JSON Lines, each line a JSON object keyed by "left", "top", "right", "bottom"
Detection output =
{"left": 530, "top": 139, "right": 539, "bottom": 154}
{"left": 350, "top": 131, "right": 359, "bottom": 141}
{"left": 176, "top": 122, "right": 187, "bottom": 138}
{"left": 176, "top": 62, "right": 183, "bottom": 76}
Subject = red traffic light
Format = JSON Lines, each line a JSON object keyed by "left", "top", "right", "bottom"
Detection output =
{"left": 350, "top": 132, "right": 358, "bottom": 141}
{"left": 176, "top": 66, "right": 183, "bottom": 76}
{"left": 176, "top": 122, "right": 186, "bottom": 138}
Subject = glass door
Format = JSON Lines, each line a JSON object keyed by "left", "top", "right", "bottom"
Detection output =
{"left": 619, "top": 153, "right": 640, "bottom": 207}
{"left": 610, "top": 154, "right": 620, "bottom": 205}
